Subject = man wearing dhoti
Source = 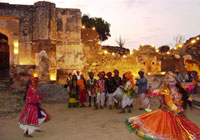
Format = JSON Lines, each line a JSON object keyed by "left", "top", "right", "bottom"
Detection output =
{"left": 120, "top": 72, "right": 134, "bottom": 113}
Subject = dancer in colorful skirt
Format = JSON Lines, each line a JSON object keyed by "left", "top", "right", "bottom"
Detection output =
{"left": 126, "top": 71, "right": 200, "bottom": 140}
{"left": 19, "top": 77, "right": 50, "bottom": 137}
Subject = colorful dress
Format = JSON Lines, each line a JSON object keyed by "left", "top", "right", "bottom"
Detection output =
{"left": 96, "top": 79, "right": 106, "bottom": 106}
{"left": 87, "top": 78, "right": 97, "bottom": 97}
{"left": 77, "top": 78, "right": 87, "bottom": 105}
{"left": 122, "top": 80, "right": 134, "bottom": 108}
{"left": 19, "top": 86, "right": 49, "bottom": 135}
{"left": 68, "top": 87, "right": 79, "bottom": 107}
{"left": 126, "top": 87, "right": 200, "bottom": 140}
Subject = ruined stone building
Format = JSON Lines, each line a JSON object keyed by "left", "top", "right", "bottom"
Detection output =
{"left": 0, "top": 1, "right": 83, "bottom": 83}
{"left": 1, "top": 1, "right": 198, "bottom": 87}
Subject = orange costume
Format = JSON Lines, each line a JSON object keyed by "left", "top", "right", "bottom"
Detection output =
{"left": 126, "top": 72, "right": 200, "bottom": 140}
{"left": 77, "top": 78, "right": 87, "bottom": 105}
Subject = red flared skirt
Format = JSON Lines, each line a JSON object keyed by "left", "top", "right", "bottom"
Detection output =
{"left": 126, "top": 109, "right": 200, "bottom": 140}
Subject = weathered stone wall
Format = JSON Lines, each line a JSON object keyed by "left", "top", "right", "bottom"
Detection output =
{"left": 81, "top": 29, "right": 161, "bottom": 79}
{"left": 0, "top": 3, "right": 34, "bottom": 66}
{"left": 0, "top": 1, "right": 83, "bottom": 83}
{"left": 56, "top": 8, "right": 83, "bottom": 83}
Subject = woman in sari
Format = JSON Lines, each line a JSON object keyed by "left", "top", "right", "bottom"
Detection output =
{"left": 68, "top": 74, "right": 79, "bottom": 107}
{"left": 126, "top": 71, "right": 200, "bottom": 140}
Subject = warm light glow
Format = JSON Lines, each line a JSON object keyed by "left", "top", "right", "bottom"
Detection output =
{"left": 112, "top": 52, "right": 115, "bottom": 56}
{"left": 13, "top": 41, "right": 19, "bottom": 54}
{"left": 98, "top": 41, "right": 101, "bottom": 44}
{"left": 141, "top": 43, "right": 144, "bottom": 46}
{"left": 147, "top": 72, "right": 151, "bottom": 75}
{"left": 179, "top": 44, "right": 183, "bottom": 48}
{"left": 196, "top": 37, "right": 199, "bottom": 40}
{"left": 82, "top": 25, "right": 85, "bottom": 29}
{"left": 135, "top": 48, "right": 139, "bottom": 51}
{"left": 50, "top": 73, "right": 57, "bottom": 81}
{"left": 20, "top": 62, "right": 23, "bottom": 65}
{"left": 92, "top": 27, "right": 95, "bottom": 30}
{"left": 156, "top": 49, "right": 159, "bottom": 52}
{"left": 14, "top": 48, "right": 19, "bottom": 54}
{"left": 14, "top": 42, "right": 19, "bottom": 47}
{"left": 33, "top": 72, "right": 38, "bottom": 77}
{"left": 191, "top": 39, "right": 196, "bottom": 44}
{"left": 104, "top": 50, "right": 108, "bottom": 54}
{"left": 130, "top": 51, "right": 133, "bottom": 55}
{"left": 174, "top": 47, "right": 177, "bottom": 50}
{"left": 161, "top": 72, "right": 166, "bottom": 75}
{"left": 123, "top": 55, "right": 127, "bottom": 58}
{"left": 167, "top": 52, "right": 170, "bottom": 55}
{"left": 151, "top": 45, "right": 155, "bottom": 47}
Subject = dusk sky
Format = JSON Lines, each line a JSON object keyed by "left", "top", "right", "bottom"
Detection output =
{"left": 1, "top": 0, "right": 200, "bottom": 51}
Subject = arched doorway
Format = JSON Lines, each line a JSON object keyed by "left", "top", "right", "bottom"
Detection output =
{"left": 0, "top": 32, "right": 9, "bottom": 77}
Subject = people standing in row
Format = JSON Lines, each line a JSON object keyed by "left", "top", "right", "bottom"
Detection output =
{"left": 87, "top": 72, "right": 97, "bottom": 107}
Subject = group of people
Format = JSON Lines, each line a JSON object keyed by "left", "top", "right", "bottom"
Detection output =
{"left": 66, "top": 70, "right": 123, "bottom": 109}
{"left": 18, "top": 68, "right": 200, "bottom": 139}
{"left": 65, "top": 69, "right": 151, "bottom": 113}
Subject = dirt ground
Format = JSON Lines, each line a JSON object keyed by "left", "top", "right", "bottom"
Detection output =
{"left": 0, "top": 97, "right": 200, "bottom": 140}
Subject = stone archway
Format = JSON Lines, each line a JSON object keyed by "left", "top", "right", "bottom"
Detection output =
{"left": 0, "top": 27, "right": 17, "bottom": 77}
{"left": 0, "top": 32, "right": 9, "bottom": 76}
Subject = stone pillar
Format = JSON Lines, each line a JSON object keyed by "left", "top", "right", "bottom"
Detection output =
{"left": 32, "top": 1, "right": 57, "bottom": 82}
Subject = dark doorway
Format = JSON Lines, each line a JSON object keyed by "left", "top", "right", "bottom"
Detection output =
{"left": 0, "top": 33, "right": 9, "bottom": 77}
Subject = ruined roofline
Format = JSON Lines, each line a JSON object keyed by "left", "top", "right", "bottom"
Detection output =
{"left": 0, "top": 2, "right": 34, "bottom": 9}
{"left": 56, "top": 8, "right": 81, "bottom": 13}
{"left": 0, "top": 2, "right": 81, "bottom": 12}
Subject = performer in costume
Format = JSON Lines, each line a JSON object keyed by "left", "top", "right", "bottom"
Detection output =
{"left": 119, "top": 72, "right": 134, "bottom": 113}
{"left": 19, "top": 77, "right": 50, "bottom": 137}
{"left": 136, "top": 71, "right": 151, "bottom": 112}
{"left": 113, "top": 69, "right": 122, "bottom": 108}
{"left": 87, "top": 72, "right": 97, "bottom": 107}
{"left": 77, "top": 74, "right": 87, "bottom": 107}
{"left": 105, "top": 72, "right": 116, "bottom": 109}
{"left": 126, "top": 71, "right": 200, "bottom": 140}
{"left": 95, "top": 72, "right": 106, "bottom": 109}
{"left": 68, "top": 75, "right": 79, "bottom": 107}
